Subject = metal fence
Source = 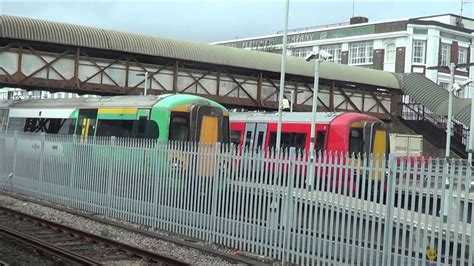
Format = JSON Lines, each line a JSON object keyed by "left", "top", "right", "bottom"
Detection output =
{"left": 0, "top": 132, "right": 472, "bottom": 265}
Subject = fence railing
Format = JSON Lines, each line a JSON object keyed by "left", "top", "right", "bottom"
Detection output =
{"left": 0, "top": 133, "right": 472, "bottom": 265}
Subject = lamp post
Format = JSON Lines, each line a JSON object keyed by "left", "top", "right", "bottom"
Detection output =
{"left": 304, "top": 50, "right": 332, "bottom": 190}
{"left": 275, "top": 0, "right": 290, "bottom": 152}
{"left": 137, "top": 71, "right": 149, "bottom": 96}
{"left": 427, "top": 62, "right": 474, "bottom": 222}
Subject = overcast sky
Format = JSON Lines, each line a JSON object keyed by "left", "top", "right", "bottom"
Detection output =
{"left": 0, "top": 0, "right": 472, "bottom": 43}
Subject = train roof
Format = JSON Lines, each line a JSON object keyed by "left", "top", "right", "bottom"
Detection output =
{"left": 229, "top": 111, "right": 344, "bottom": 124}
{"left": 0, "top": 94, "right": 227, "bottom": 111}
{"left": 0, "top": 95, "right": 169, "bottom": 109}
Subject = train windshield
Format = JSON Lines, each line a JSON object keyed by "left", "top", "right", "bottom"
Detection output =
{"left": 349, "top": 128, "right": 364, "bottom": 155}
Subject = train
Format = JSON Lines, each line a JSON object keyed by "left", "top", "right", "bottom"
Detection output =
{"left": 0, "top": 94, "right": 230, "bottom": 177}
{"left": 0, "top": 94, "right": 229, "bottom": 143}
{"left": 229, "top": 111, "right": 389, "bottom": 157}
{"left": 229, "top": 111, "right": 391, "bottom": 195}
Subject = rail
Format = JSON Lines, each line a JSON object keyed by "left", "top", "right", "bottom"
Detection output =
{"left": 0, "top": 206, "right": 188, "bottom": 265}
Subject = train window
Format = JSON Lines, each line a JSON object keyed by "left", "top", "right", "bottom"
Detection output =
{"left": 230, "top": 130, "right": 241, "bottom": 145}
{"left": 144, "top": 121, "right": 159, "bottom": 139}
{"left": 245, "top": 131, "right": 253, "bottom": 147}
{"left": 58, "top": 119, "right": 76, "bottom": 135}
{"left": 293, "top": 133, "right": 306, "bottom": 150}
{"left": 96, "top": 120, "right": 134, "bottom": 138}
{"left": 0, "top": 110, "right": 8, "bottom": 132}
{"left": 349, "top": 128, "right": 364, "bottom": 155}
{"left": 136, "top": 119, "right": 159, "bottom": 139}
{"left": 137, "top": 117, "right": 147, "bottom": 138}
{"left": 315, "top": 131, "right": 326, "bottom": 151}
{"left": 269, "top": 132, "right": 306, "bottom": 150}
{"left": 7, "top": 118, "right": 25, "bottom": 133}
{"left": 169, "top": 113, "right": 189, "bottom": 141}
{"left": 17, "top": 118, "right": 73, "bottom": 134}
{"left": 256, "top": 131, "right": 264, "bottom": 148}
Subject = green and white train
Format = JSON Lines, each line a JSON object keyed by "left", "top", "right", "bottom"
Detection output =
{"left": 0, "top": 94, "right": 230, "bottom": 144}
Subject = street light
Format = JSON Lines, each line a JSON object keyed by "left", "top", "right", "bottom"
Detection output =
{"left": 305, "top": 50, "right": 332, "bottom": 190}
{"left": 427, "top": 61, "right": 474, "bottom": 222}
{"left": 275, "top": 0, "right": 290, "bottom": 152}
{"left": 136, "top": 71, "right": 149, "bottom": 96}
{"left": 427, "top": 62, "right": 474, "bottom": 159}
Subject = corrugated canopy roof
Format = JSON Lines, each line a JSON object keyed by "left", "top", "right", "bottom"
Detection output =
{"left": 0, "top": 15, "right": 401, "bottom": 90}
{"left": 400, "top": 73, "right": 472, "bottom": 127}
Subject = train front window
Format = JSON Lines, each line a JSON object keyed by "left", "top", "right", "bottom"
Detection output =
{"left": 349, "top": 128, "right": 364, "bottom": 155}
{"left": 169, "top": 113, "right": 189, "bottom": 141}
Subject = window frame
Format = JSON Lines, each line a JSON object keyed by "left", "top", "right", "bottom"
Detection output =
{"left": 440, "top": 43, "right": 451, "bottom": 67}
{"left": 412, "top": 40, "right": 426, "bottom": 64}
{"left": 385, "top": 43, "right": 396, "bottom": 64}
{"left": 349, "top": 41, "right": 374, "bottom": 65}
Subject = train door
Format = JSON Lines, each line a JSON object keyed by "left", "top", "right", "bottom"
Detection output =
{"left": 190, "top": 105, "right": 223, "bottom": 144}
{"left": 243, "top": 123, "right": 256, "bottom": 149}
{"left": 190, "top": 105, "right": 224, "bottom": 177}
{"left": 75, "top": 109, "right": 98, "bottom": 141}
{"left": 363, "top": 121, "right": 389, "bottom": 181}
{"left": 242, "top": 123, "right": 267, "bottom": 150}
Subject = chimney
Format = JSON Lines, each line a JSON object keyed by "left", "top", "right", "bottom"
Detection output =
{"left": 350, "top": 16, "right": 369, "bottom": 25}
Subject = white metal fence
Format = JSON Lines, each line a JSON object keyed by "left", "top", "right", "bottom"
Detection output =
{"left": 0, "top": 133, "right": 472, "bottom": 265}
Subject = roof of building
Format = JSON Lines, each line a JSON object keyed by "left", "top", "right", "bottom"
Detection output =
{"left": 0, "top": 15, "right": 401, "bottom": 90}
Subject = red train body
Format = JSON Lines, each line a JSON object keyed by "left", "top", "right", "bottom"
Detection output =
{"left": 229, "top": 111, "right": 389, "bottom": 156}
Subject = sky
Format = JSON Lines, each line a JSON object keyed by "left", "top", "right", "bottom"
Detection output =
{"left": 0, "top": 0, "right": 472, "bottom": 44}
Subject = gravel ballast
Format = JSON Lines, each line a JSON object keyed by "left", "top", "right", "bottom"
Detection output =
{"left": 0, "top": 193, "right": 244, "bottom": 265}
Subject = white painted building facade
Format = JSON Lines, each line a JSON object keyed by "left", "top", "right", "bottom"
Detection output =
{"left": 213, "top": 14, "right": 474, "bottom": 98}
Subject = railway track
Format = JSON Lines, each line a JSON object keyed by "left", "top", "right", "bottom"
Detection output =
{"left": 0, "top": 206, "right": 188, "bottom": 265}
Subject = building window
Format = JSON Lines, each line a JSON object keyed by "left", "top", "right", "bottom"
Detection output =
{"left": 440, "top": 43, "right": 451, "bottom": 66}
{"left": 290, "top": 47, "right": 313, "bottom": 58}
{"left": 412, "top": 40, "right": 425, "bottom": 64}
{"left": 349, "top": 41, "right": 373, "bottom": 65}
{"left": 385, "top": 43, "right": 396, "bottom": 63}
{"left": 458, "top": 47, "right": 468, "bottom": 64}
{"left": 320, "top": 44, "right": 342, "bottom": 63}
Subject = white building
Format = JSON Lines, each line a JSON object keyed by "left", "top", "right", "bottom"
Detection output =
{"left": 213, "top": 14, "right": 474, "bottom": 98}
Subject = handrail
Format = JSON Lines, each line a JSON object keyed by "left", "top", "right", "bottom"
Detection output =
{"left": 399, "top": 100, "right": 469, "bottom": 146}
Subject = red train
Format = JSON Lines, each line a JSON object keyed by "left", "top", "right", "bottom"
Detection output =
{"left": 229, "top": 111, "right": 390, "bottom": 156}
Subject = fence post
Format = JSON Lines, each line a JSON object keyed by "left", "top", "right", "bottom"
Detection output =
{"left": 38, "top": 133, "right": 46, "bottom": 198}
{"left": 106, "top": 136, "right": 116, "bottom": 217}
{"left": 283, "top": 147, "right": 296, "bottom": 264}
{"left": 209, "top": 142, "right": 221, "bottom": 244}
{"left": 10, "top": 131, "right": 19, "bottom": 191}
{"left": 68, "top": 135, "right": 77, "bottom": 207}
{"left": 382, "top": 153, "right": 397, "bottom": 265}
